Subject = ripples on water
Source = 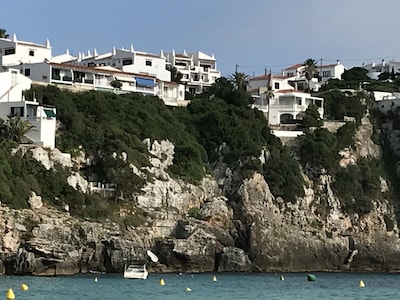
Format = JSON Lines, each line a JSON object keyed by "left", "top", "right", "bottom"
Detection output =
{"left": 1, "top": 272, "right": 400, "bottom": 300}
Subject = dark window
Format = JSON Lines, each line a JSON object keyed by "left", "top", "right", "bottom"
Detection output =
{"left": 11, "top": 107, "right": 24, "bottom": 117}
{"left": 88, "top": 62, "right": 95, "bottom": 67}
{"left": 145, "top": 60, "right": 152, "bottom": 66}
{"left": 122, "top": 58, "right": 133, "bottom": 65}
{"left": 4, "top": 48, "right": 15, "bottom": 55}
{"left": 24, "top": 68, "right": 31, "bottom": 76}
{"left": 29, "top": 50, "right": 34, "bottom": 56}
{"left": 274, "top": 82, "right": 280, "bottom": 89}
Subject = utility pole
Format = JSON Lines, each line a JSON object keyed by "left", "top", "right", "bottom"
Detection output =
{"left": 235, "top": 64, "right": 239, "bottom": 73}
{"left": 320, "top": 58, "right": 323, "bottom": 80}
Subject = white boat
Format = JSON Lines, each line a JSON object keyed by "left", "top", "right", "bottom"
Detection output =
{"left": 123, "top": 263, "right": 148, "bottom": 279}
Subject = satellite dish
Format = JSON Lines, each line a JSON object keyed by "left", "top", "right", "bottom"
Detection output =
{"left": 147, "top": 250, "right": 159, "bottom": 263}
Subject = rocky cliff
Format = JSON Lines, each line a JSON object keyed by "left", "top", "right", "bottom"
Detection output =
{"left": 1, "top": 117, "right": 399, "bottom": 276}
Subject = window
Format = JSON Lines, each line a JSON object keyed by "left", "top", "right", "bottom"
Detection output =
{"left": 24, "top": 68, "right": 31, "bottom": 76}
{"left": 287, "top": 72, "right": 294, "bottom": 76}
{"left": 11, "top": 107, "right": 24, "bottom": 117}
{"left": 322, "top": 70, "right": 331, "bottom": 77}
{"left": 145, "top": 60, "right": 152, "bottom": 66}
{"left": 296, "top": 97, "right": 302, "bottom": 105}
{"left": 122, "top": 58, "right": 133, "bottom": 65}
{"left": 29, "top": 50, "right": 35, "bottom": 56}
{"left": 274, "top": 82, "right": 280, "bottom": 89}
{"left": 4, "top": 48, "right": 15, "bottom": 55}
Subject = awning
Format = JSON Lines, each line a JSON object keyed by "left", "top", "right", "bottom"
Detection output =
{"left": 135, "top": 77, "right": 155, "bottom": 88}
{"left": 114, "top": 76, "right": 136, "bottom": 83}
{"left": 44, "top": 109, "right": 56, "bottom": 118}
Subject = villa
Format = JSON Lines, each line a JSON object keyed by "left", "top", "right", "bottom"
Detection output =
{"left": 248, "top": 73, "right": 324, "bottom": 127}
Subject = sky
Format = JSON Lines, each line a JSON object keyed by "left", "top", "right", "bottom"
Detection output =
{"left": 3, "top": 0, "right": 400, "bottom": 76}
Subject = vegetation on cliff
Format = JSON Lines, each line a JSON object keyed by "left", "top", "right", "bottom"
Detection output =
{"left": 1, "top": 69, "right": 399, "bottom": 219}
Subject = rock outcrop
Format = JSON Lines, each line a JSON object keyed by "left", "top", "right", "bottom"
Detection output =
{"left": 1, "top": 128, "right": 400, "bottom": 275}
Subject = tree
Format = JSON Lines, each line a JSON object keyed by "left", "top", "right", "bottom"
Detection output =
{"left": 0, "top": 28, "right": 9, "bottom": 39}
{"left": 303, "top": 58, "right": 318, "bottom": 91}
{"left": 341, "top": 67, "right": 369, "bottom": 81}
{"left": 0, "top": 115, "right": 35, "bottom": 143}
{"left": 166, "top": 65, "right": 183, "bottom": 84}
{"left": 110, "top": 80, "right": 122, "bottom": 89}
{"left": 229, "top": 72, "right": 250, "bottom": 91}
{"left": 263, "top": 72, "right": 274, "bottom": 106}
{"left": 302, "top": 103, "right": 323, "bottom": 128}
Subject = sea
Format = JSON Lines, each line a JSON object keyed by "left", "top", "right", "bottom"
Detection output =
{"left": 1, "top": 272, "right": 399, "bottom": 300}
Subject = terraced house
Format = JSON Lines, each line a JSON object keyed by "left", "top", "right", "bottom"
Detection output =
{"left": 0, "top": 34, "right": 222, "bottom": 107}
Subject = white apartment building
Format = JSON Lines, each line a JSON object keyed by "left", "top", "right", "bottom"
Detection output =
{"left": 0, "top": 34, "right": 51, "bottom": 69}
{"left": 66, "top": 46, "right": 171, "bottom": 82}
{"left": 20, "top": 61, "right": 185, "bottom": 106}
{"left": 166, "top": 50, "right": 221, "bottom": 95}
{"left": 0, "top": 69, "right": 56, "bottom": 148}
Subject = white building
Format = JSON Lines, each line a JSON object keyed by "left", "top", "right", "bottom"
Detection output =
{"left": 248, "top": 74, "right": 295, "bottom": 114}
{"left": 20, "top": 61, "right": 185, "bottom": 106}
{"left": 0, "top": 69, "right": 56, "bottom": 148}
{"left": 268, "top": 90, "right": 324, "bottom": 126}
{"left": 248, "top": 73, "right": 324, "bottom": 126}
{"left": 364, "top": 60, "right": 400, "bottom": 80}
{"left": 67, "top": 46, "right": 171, "bottom": 82}
{"left": 166, "top": 50, "right": 221, "bottom": 95}
{"left": 282, "top": 61, "right": 345, "bottom": 82}
{"left": 0, "top": 34, "right": 52, "bottom": 69}
{"left": 319, "top": 61, "right": 345, "bottom": 82}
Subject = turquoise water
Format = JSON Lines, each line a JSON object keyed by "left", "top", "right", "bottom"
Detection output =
{"left": 0, "top": 272, "right": 399, "bottom": 300}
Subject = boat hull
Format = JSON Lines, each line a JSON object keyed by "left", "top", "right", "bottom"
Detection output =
{"left": 123, "top": 264, "right": 148, "bottom": 279}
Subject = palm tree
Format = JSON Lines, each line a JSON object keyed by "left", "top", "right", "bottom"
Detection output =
{"left": 263, "top": 72, "right": 274, "bottom": 108}
{"left": 0, "top": 115, "right": 35, "bottom": 143}
{"left": 229, "top": 71, "right": 250, "bottom": 91}
{"left": 0, "top": 28, "right": 9, "bottom": 39}
{"left": 303, "top": 58, "right": 318, "bottom": 92}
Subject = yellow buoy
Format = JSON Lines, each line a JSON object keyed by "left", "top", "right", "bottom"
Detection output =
{"left": 160, "top": 278, "right": 165, "bottom": 286}
{"left": 186, "top": 287, "right": 192, "bottom": 292}
{"left": 280, "top": 275, "right": 285, "bottom": 281}
{"left": 6, "top": 288, "right": 15, "bottom": 300}
{"left": 359, "top": 280, "right": 365, "bottom": 288}
{"left": 20, "top": 283, "right": 29, "bottom": 291}
{"left": 212, "top": 275, "right": 217, "bottom": 282}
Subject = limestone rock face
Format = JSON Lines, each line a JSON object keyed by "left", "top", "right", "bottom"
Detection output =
{"left": 1, "top": 134, "right": 400, "bottom": 275}
{"left": 235, "top": 172, "right": 400, "bottom": 272}
{"left": 218, "top": 247, "right": 252, "bottom": 272}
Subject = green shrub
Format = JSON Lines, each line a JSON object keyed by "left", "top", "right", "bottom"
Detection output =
{"left": 188, "top": 207, "right": 203, "bottom": 219}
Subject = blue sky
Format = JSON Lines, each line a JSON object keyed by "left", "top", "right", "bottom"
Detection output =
{"left": 3, "top": 0, "right": 400, "bottom": 76}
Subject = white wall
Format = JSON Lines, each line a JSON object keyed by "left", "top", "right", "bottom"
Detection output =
{"left": 0, "top": 38, "right": 51, "bottom": 67}
{"left": 21, "top": 62, "right": 52, "bottom": 83}
{"left": 0, "top": 69, "right": 31, "bottom": 102}
{"left": 122, "top": 53, "right": 170, "bottom": 81}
